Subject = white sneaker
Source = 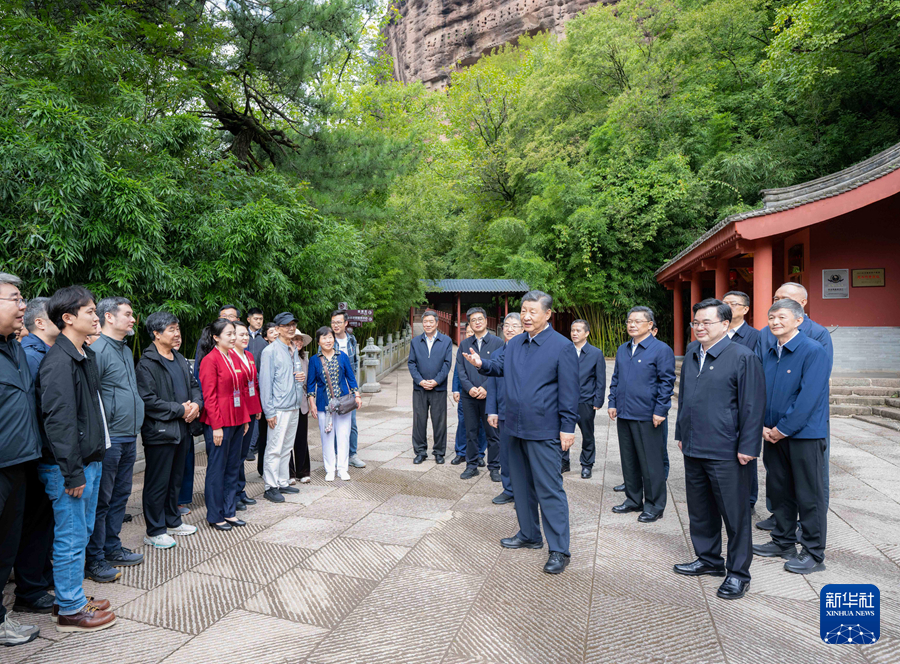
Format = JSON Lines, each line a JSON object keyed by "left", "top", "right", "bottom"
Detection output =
{"left": 348, "top": 454, "right": 366, "bottom": 468}
{"left": 299, "top": 476, "right": 311, "bottom": 484}
{"left": 338, "top": 470, "right": 351, "bottom": 481}
{"left": 325, "top": 472, "right": 335, "bottom": 482}
{"left": 144, "top": 534, "right": 177, "bottom": 548}
{"left": 0, "top": 613, "right": 39, "bottom": 646}
{"left": 167, "top": 523, "right": 198, "bottom": 536}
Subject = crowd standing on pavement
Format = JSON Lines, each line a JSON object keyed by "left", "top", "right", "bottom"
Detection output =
{"left": 0, "top": 273, "right": 832, "bottom": 646}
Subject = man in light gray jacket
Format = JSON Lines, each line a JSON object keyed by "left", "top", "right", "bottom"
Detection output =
{"left": 259, "top": 312, "right": 304, "bottom": 503}
{"left": 87, "top": 297, "right": 145, "bottom": 583}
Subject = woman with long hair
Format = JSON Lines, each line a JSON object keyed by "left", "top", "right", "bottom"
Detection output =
{"left": 289, "top": 330, "right": 312, "bottom": 483}
{"left": 307, "top": 326, "right": 361, "bottom": 481}
{"left": 198, "top": 319, "right": 250, "bottom": 530}
{"left": 233, "top": 321, "right": 262, "bottom": 509}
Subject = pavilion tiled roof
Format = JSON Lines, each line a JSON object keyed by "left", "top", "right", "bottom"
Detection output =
{"left": 422, "top": 279, "right": 530, "bottom": 293}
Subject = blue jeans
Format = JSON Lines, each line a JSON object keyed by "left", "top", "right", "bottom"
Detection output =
{"left": 38, "top": 461, "right": 101, "bottom": 616}
{"left": 87, "top": 436, "right": 136, "bottom": 563}
{"left": 454, "top": 399, "right": 486, "bottom": 457}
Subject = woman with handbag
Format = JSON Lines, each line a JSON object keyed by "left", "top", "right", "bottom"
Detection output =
{"left": 307, "top": 326, "right": 361, "bottom": 481}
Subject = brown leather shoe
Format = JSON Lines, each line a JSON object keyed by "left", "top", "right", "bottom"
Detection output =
{"left": 55, "top": 603, "right": 116, "bottom": 632}
{"left": 52, "top": 597, "right": 111, "bottom": 622}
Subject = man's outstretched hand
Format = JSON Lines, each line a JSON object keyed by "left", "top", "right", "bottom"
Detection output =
{"left": 463, "top": 349, "right": 482, "bottom": 368}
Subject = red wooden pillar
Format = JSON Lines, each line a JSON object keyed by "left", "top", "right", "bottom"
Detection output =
{"left": 455, "top": 292, "right": 461, "bottom": 345}
{"left": 690, "top": 270, "right": 702, "bottom": 340}
{"left": 753, "top": 237, "right": 774, "bottom": 330}
{"left": 715, "top": 258, "right": 729, "bottom": 298}
{"left": 504, "top": 295, "right": 508, "bottom": 316}
{"left": 409, "top": 306, "right": 415, "bottom": 330}
{"left": 672, "top": 283, "right": 684, "bottom": 356}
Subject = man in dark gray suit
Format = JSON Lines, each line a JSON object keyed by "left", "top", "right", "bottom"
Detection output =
{"left": 408, "top": 310, "right": 453, "bottom": 464}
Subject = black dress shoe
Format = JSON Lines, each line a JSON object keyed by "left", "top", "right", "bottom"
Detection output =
{"left": 543, "top": 552, "right": 570, "bottom": 575}
{"left": 784, "top": 548, "right": 826, "bottom": 574}
{"left": 280, "top": 486, "right": 300, "bottom": 494}
{"left": 413, "top": 454, "right": 427, "bottom": 465}
{"left": 673, "top": 560, "right": 726, "bottom": 577}
{"left": 477, "top": 458, "right": 486, "bottom": 468}
{"left": 235, "top": 501, "right": 247, "bottom": 511}
{"left": 492, "top": 492, "right": 514, "bottom": 505}
{"left": 581, "top": 467, "right": 592, "bottom": 479}
{"left": 752, "top": 541, "right": 797, "bottom": 559}
{"left": 122, "top": 513, "right": 133, "bottom": 523}
{"left": 717, "top": 576, "right": 749, "bottom": 600}
{"left": 638, "top": 511, "right": 663, "bottom": 523}
{"left": 755, "top": 515, "right": 776, "bottom": 530}
{"left": 612, "top": 503, "right": 642, "bottom": 514}
{"left": 560, "top": 461, "right": 571, "bottom": 474}
{"left": 242, "top": 497, "right": 257, "bottom": 505}
{"left": 225, "top": 518, "right": 247, "bottom": 527}
{"left": 264, "top": 487, "right": 285, "bottom": 503}
{"left": 211, "top": 522, "right": 233, "bottom": 531}
{"left": 500, "top": 536, "right": 543, "bottom": 549}
{"left": 434, "top": 456, "right": 445, "bottom": 465}
{"left": 613, "top": 483, "right": 625, "bottom": 492}
{"left": 460, "top": 467, "right": 479, "bottom": 480}
{"left": 489, "top": 469, "right": 501, "bottom": 482}
{"left": 13, "top": 592, "right": 55, "bottom": 614}
{"left": 451, "top": 455, "right": 465, "bottom": 465}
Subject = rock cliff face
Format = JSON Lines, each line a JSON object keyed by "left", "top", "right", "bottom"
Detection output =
{"left": 382, "top": 0, "right": 612, "bottom": 90}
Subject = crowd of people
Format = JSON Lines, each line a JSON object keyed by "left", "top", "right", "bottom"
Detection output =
{"left": 0, "top": 274, "right": 833, "bottom": 647}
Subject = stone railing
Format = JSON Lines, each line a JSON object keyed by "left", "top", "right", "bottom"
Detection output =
{"left": 361, "top": 329, "right": 412, "bottom": 393}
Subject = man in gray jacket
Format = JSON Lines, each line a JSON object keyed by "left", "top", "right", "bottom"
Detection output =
{"left": 86, "top": 297, "right": 145, "bottom": 583}
{"left": 259, "top": 312, "right": 304, "bottom": 503}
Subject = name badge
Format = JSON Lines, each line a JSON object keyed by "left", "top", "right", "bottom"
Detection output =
{"left": 248, "top": 384, "right": 255, "bottom": 397}
{"left": 233, "top": 390, "right": 241, "bottom": 408}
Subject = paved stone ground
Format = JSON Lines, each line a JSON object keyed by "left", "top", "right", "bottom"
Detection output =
{"left": 3, "top": 362, "right": 899, "bottom": 664}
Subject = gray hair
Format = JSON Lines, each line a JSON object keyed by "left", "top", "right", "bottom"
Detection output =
{"left": 503, "top": 312, "right": 522, "bottom": 325}
{"left": 777, "top": 282, "right": 808, "bottom": 299}
{"left": 768, "top": 298, "right": 805, "bottom": 320}
{"left": 24, "top": 297, "right": 50, "bottom": 332}
{"left": 627, "top": 306, "right": 656, "bottom": 325}
{"left": 422, "top": 309, "right": 439, "bottom": 321}
{"left": 145, "top": 311, "right": 179, "bottom": 339}
{"left": 97, "top": 297, "right": 132, "bottom": 327}
{"left": 521, "top": 290, "right": 552, "bottom": 311}
{"left": 0, "top": 272, "right": 22, "bottom": 288}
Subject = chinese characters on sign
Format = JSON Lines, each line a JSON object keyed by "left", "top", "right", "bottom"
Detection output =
{"left": 820, "top": 584, "right": 880, "bottom": 645}
{"left": 822, "top": 269, "right": 850, "bottom": 299}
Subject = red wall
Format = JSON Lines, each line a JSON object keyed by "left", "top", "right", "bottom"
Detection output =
{"left": 808, "top": 194, "right": 900, "bottom": 326}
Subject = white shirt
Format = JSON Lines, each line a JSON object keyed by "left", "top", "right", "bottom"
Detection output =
{"left": 575, "top": 345, "right": 582, "bottom": 358}
{"left": 776, "top": 329, "right": 800, "bottom": 359}
{"left": 698, "top": 336, "right": 727, "bottom": 372}
{"left": 727, "top": 321, "right": 745, "bottom": 339}
{"left": 336, "top": 336, "right": 349, "bottom": 354}
{"left": 424, "top": 333, "right": 437, "bottom": 356}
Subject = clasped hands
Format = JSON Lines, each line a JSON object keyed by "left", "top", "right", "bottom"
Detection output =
{"left": 181, "top": 401, "right": 200, "bottom": 423}
{"left": 762, "top": 426, "right": 785, "bottom": 444}
{"left": 419, "top": 379, "right": 438, "bottom": 390}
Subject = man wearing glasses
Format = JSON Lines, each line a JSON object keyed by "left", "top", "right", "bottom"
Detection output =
{"left": 722, "top": 291, "right": 760, "bottom": 350}
{"left": 607, "top": 306, "right": 675, "bottom": 523}
{"left": 673, "top": 298, "right": 765, "bottom": 600}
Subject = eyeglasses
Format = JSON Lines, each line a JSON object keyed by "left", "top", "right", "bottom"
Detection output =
{"left": 468, "top": 317, "right": 486, "bottom": 323}
{"left": 0, "top": 296, "right": 27, "bottom": 306}
{"left": 689, "top": 319, "right": 725, "bottom": 329}
{"left": 626, "top": 318, "right": 650, "bottom": 326}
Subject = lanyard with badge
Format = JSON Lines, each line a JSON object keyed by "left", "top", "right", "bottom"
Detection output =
{"left": 239, "top": 352, "right": 257, "bottom": 397}
{"left": 219, "top": 348, "right": 242, "bottom": 408}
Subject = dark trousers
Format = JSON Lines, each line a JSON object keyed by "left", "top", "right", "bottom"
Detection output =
{"left": 256, "top": 416, "right": 270, "bottom": 477}
{"left": 289, "top": 414, "right": 310, "bottom": 479}
{"left": 237, "top": 418, "right": 258, "bottom": 501}
{"left": 684, "top": 455, "right": 753, "bottom": 582}
{"left": 14, "top": 460, "right": 54, "bottom": 603}
{"left": 563, "top": 403, "right": 597, "bottom": 468}
{"left": 455, "top": 399, "right": 486, "bottom": 457}
{"left": 765, "top": 437, "right": 827, "bottom": 562}
{"left": 0, "top": 464, "right": 26, "bottom": 622}
{"left": 179, "top": 436, "right": 195, "bottom": 506}
{"left": 496, "top": 420, "right": 513, "bottom": 497}
{"left": 756, "top": 421, "right": 830, "bottom": 511}
{"left": 461, "top": 395, "right": 499, "bottom": 471}
{"left": 204, "top": 424, "right": 244, "bottom": 524}
{"left": 142, "top": 434, "right": 189, "bottom": 536}
{"left": 87, "top": 436, "right": 136, "bottom": 562}
{"left": 508, "top": 436, "right": 570, "bottom": 555}
{"left": 412, "top": 389, "right": 448, "bottom": 458}
{"left": 662, "top": 420, "right": 669, "bottom": 479}
{"left": 617, "top": 418, "right": 667, "bottom": 515}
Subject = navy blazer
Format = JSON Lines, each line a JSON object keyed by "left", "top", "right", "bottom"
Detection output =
{"left": 485, "top": 342, "right": 509, "bottom": 419}
{"left": 457, "top": 332, "right": 504, "bottom": 394}
{"left": 478, "top": 325, "right": 579, "bottom": 440}
{"left": 408, "top": 332, "right": 453, "bottom": 391}
{"left": 306, "top": 350, "right": 359, "bottom": 413}
{"left": 728, "top": 322, "right": 760, "bottom": 350}
{"left": 758, "top": 315, "right": 833, "bottom": 375}
{"left": 576, "top": 343, "right": 606, "bottom": 408}
{"left": 675, "top": 337, "right": 766, "bottom": 460}
{"left": 757, "top": 330, "right": 829, "bottom": 439}
{"left": 607, "top": 335, "right": 676, "bottom": 420}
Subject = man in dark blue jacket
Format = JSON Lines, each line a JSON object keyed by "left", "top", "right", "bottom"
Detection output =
{"left": 753, "top": 298, "right": 830, "bottom": 574}
{"left": 486, "top": 313, "right": 524, "bottom": 505}
{"left": 408, "top": 311, "right": 453, "bottom": 464}
{"left": 722, "top": 291, "right": 760, "bottom": 350}
{"left": 673, "top": 299, "right": 765, "bottom": 600}
{"left": 451, "top": 332, "right": 487, "bottom": 465}
{"left": 456, "top": 308, "right": 504, "bottom": 481}
{"left": 563, "top": 319, "right": 606, "bottom": 479}
{"left": 465, "top": 291, "right": 579, "bottom": 574}
{"left": 607, "top": 306, "right": 675, "bottom": 522}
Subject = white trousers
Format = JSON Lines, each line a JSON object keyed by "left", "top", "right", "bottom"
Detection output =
{"left": 264, "top": 409, "right": 299, "bottom": 489}
{"left": 319, "top": 411, "right": 352, "bottom": 474}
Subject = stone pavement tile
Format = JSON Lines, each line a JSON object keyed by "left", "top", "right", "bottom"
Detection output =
{"left": 585, "top": 595, "right": 724, "bottom": 664}
{"left": 297, "top": 496, "right": 380, "bottom": 523}
{"left": 375, "top": 493, "right": 456, "bottom": 521}
{"left": 400, "top": 519, "right": 505, "bottom": 576}
{"left": 117, "top": 546, "right": 215, "bottom": 591}
{"left": 447, "top": 554, "right": 591, "bottom": 664}
{"left": 225, "top": 497, "right": 306, "bottom": 528}
{"left": 116, "top": 571, "right": 260, "bottom": 635}
{"left": 356, "top": 467, "right": 421, "bottom": 485}
{"left": 732, "top": 556, "right": 819, "bottom": 601}
{"left": 160, "top": 609, "right": 328, "bottom": 664}
{"left": 358, "top": 447, "right": 402, "bottom": 462}
{"left": 19, "top": 618, "right": 190, "bottom": 664}
{"left": 166, "top": 521, "right": 266, "bottom": 552}
{"left": 0, "top": 635, "right": 50, "bottom": 663}
{"left": 308, "top": 566, "right": 484, "bottom": 664}
{"left": 379, "top": 456, "right": 436, "bottom": 472}
{"left": 452, "top": 491, "right": 515, "bottom": 515}
{"left": 402, "top": 469, "right": 471, "bottom": 500}
{"left": 192, "top": 539, "right": 314, "bottom": 585}
{"left": 827, "top": 513, "right": 891, "bottom": 557}
{"left": 593, "top": 556, "right": 707, "bottom": 610}
{"left": 327, "top": 481, "right": 404, "bottom": 503}
{"left": 301, "top": 537, "right": 409, "bottom": 581}
{"left": 593, "top": 524, "right": 691, "bottom": 561}
{"left": 243, "top": 568, "right": 376, "bottom": 629}
{"left": 255, "top": 516, "right": 349, "bottom": 550}
{"left": 342, "top": 512, "right": 439, "bottom": 547}
{"left": 801, "top": 548, "right": 900, "bottom": 588}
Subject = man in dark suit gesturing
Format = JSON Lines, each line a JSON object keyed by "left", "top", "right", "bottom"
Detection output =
{"left": 464, "top": 291, "right": 579, "bottom": 575}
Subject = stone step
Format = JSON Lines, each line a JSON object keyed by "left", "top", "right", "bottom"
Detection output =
{"left": 887, "top": 397, "right": 900, "bottom": 408}
{"left": 853, "top": 414, "right": 900, "bottom": 432}
{"left": 831, "top": 377, "right": 873, "bottom": 387}
{"left": 830, "top": 404, "right": 873, "bottom": 417}
{"left": 871, "top": 406, "right": 900, "bottom": 422}
{"left": 830, "top": 395, "right": 887, "bottom": 406}
{"left": 872, "top": 378, "right": 900, "bottom": 388}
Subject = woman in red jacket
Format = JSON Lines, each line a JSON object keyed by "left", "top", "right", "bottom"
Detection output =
{"left": 198, "top": 319, "right": 250, "bottom": 530}
{"left": 233, "top": 320, "right": 262, "bottom": 510}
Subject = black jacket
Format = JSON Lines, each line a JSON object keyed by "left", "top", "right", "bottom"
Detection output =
{"left": 457, "top": 332, "right": 504, "bottom": 394}
{"left": 0, "top": 334, "right": 41, "bottom": 469}
{"left": 675, "top": 337, "right": 766, "bottom": 460}
{"left": 136, "top": 344, "right": 204, "bottom": 445}
{"left": 37, "top": 335, "right": 106, "bottom": 489}
{"left": 729, "top": 322, "right": 760, "bottom": 350}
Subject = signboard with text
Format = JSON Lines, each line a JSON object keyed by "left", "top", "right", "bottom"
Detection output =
{"left": 822, "top": 269, "right": 850, "bottom": 299}
{"left": 852, "top": 269, "right": 885, "bottom": 288}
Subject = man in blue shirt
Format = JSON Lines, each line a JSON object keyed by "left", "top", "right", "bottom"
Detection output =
{"left": 607, "top": 306, "right": 675, "bottom": 523}
{"left": 563, "top": 320, "right": 606, "bottom": 479}
{"left": 752, "top": 298, "right": 830, "bottom": 574}
{"left": 465, "top": 291, "right": 579, "bottom": 574}
{"left": 408, "top": 311, "right": 453, "bottom": 464}
{"left": 486, "top": 313, "right": 524, "bottom": 504}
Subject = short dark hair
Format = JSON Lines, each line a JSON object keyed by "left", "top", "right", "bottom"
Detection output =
{"left": 48, "top": 286, "right": 95, "bottom": 331}
{"left": 24, "top": 297, "right": 50, "bottom": 332}
{"left": 627, "top": 306, "right": 655, "bottom": 325}
{"left": 97, "top": 297, "right": 132, "bottom": 327}
{"left": 219, "top": 304, "right": 240, "bottom": 317}
{"left": 316, "top": 326, "right": 335, "bottom": 344}
{"left": 572, "top": 319, "right": 590, "bottom": 333}
{"left": 233, "top": 320, "right": 249, "bottom": 332}
{"left": 521, "top": 290, "right": 552, "bottom": 311}
{"left": 692, "top": 298, "right": 732, "bottom": 323}
{"left": 723, "top": 290, "right": 751, "bottom": 308}
{"left": 331, "top": 310, "right": 348, "bottom": 321}
{"left": 769, "top": 298, "right": 805, "bottom": 319}
{"left": 145, "top": 311, "right": 179, "bottom": 339}
{"left": 422, "top": 310, "right": 438, "bottom": 321}
{"left": 263, "top": 322, "right": 278, "bottom": 337}
{"left": 247, "top": 307, "right": 263, "bottom": 317}
{"left": 466, "top": 307, "right": 486, "bottom": 319}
